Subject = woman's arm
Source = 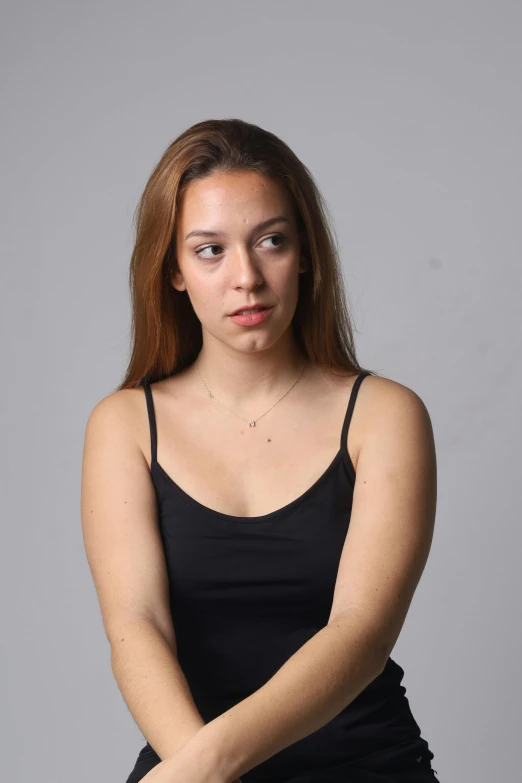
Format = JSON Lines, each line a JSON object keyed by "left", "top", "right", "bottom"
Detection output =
{"left": 81, "top": 391, "right": 205, "bottom": 760}
{"left": 192, "top": 379, "right": 437, "bottom": 782}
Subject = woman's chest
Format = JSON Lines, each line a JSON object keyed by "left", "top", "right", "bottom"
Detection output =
{"left": 151, "top": 380, "right": 359, "bottom": 519}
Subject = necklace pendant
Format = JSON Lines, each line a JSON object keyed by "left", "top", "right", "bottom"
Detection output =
{"left": 248, "top": 420, "right": 256, "bottom": 427}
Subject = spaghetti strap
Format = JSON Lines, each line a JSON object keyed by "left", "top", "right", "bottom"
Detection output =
{"left": 143, "top": 382, "right": 158, "bottom": 465}
{"left": 340, "top": 371, "right": 372, "bottom": 454}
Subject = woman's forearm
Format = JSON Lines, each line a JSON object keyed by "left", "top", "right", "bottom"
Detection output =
{"left": 198, "top": 614, "right": 387, "bottom": 782}
{"left": 109, "top": 617, "right": 205, "bottom": 760}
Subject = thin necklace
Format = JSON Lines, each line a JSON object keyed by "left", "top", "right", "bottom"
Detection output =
{"left": 196, "top": 359, "right": 308, "bottom": 427}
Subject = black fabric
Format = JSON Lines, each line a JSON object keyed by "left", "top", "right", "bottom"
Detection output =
{"left": 124, "top": 371, "right": 439, "bottom": 782}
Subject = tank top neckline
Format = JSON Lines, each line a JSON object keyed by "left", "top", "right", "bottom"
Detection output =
{"left": 152, "top": 448, "right": 349, "bottom": 524}
{"left": 143, "top": 371, "right": 371, "bottom": 524}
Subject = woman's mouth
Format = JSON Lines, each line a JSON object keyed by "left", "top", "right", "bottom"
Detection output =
{"left": 228, "top": 306, "right": 274, "bottom": 326}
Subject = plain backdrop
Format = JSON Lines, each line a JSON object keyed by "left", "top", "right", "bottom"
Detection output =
{"left": 1, "top": 2, "right": 521, "bottom": 781}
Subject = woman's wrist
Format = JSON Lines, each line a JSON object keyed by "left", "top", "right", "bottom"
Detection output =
{"left": 188, "top": 719, "right": 239, "bottom": 783}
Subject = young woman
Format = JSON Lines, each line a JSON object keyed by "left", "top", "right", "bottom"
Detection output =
{"left": 81, "top": 119, "right": 440, "bottom": 782}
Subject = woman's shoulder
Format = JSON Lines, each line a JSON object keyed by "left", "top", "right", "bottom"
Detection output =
{"left": 86, "top": 383, "right": 148, "bottom": 428}
{"left": 84, "top": 382, "right": 161, "bottom": 469}
{"left": 340, "top": 369, "right": 427, "bottom": 407}
{"left": 326, "top": 369, "right": 431, "bottom": 456}
{"left": 87, "top": 371, "right": 187, "bottom": 418}
{"left": 324, "top": 367, "right": 423, "bottom": 407}
{"left": 348, "top": 371, "right": 434, "bottom": 464}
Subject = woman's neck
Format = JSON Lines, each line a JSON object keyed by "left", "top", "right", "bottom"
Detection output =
{"left": 191, "top": 343, "right": 311, "bottom": 411}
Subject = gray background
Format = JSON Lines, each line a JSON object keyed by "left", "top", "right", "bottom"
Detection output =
{"left": 1, "top": 1, "right": 520, "bottom": 781}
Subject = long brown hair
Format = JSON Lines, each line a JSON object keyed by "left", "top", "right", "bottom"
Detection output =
{"left": 115, "top": 118, "right": 375, "bottom": 391}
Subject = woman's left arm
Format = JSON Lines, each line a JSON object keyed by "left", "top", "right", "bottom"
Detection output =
{"left": 151, "top": 380, "right": 437, "bottom": 783}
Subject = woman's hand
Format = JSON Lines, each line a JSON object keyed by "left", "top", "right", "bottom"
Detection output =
{"left": 138, "top": 730, "right": 243, "bottom": 783}
{"left": 140, "top": 758, "right": 243, "bottom": 783}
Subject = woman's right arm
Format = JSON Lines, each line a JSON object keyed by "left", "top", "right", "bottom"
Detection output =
{"left": 81, "top": 390, "right": 207, "bottom": 762}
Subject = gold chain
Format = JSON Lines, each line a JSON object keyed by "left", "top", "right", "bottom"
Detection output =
{"left": 196, "top": 359, "right": 308, "bottom": 427}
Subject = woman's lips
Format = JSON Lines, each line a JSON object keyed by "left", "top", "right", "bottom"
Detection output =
{"left": 228, "top": 306, "right": 274, "bottom": 326}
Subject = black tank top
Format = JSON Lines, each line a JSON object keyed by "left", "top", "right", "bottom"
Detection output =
{"left": 141, "top": 371, "right": 435, "bottom": 781}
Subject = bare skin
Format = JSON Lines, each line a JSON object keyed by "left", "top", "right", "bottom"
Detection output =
{"left": 132, "top": 360, "right": 364, "bottom": 520}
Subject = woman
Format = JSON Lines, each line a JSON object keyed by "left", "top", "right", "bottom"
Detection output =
{"left": 81, "top": 118, "right": 440, "bottom": 782}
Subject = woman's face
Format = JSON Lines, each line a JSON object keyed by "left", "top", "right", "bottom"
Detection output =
{"left": 172, "top": 169, "right": 305, "bottom": 353}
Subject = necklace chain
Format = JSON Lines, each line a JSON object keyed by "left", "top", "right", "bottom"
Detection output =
{"left": 196, "top": 358, "right": 308, "bottom": 427}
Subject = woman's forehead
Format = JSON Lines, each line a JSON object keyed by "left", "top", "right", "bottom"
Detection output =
{"left": 179, "top": 170, "right": 291, "bottom": 226}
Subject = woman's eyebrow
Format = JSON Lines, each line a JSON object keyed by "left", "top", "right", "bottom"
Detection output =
{"left": 184, "top": 215, "right": 290, "bottom": 242}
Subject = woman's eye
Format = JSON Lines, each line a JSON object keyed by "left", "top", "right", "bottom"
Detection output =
{"left": 260, "top": 233, "right": 285, "bottom": 249}
{"left": 195, "top": 233, "right": 285, "bottom": 260}
{"left": 195, "top": 244, "right": 223, "bottom": 260}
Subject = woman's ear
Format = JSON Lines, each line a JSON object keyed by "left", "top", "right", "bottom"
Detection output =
{"left": 170, "top": 266, "right": 187, "bottom": 292}
{"left": 166, "top": 240, "right": 186, "bottom": 290}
